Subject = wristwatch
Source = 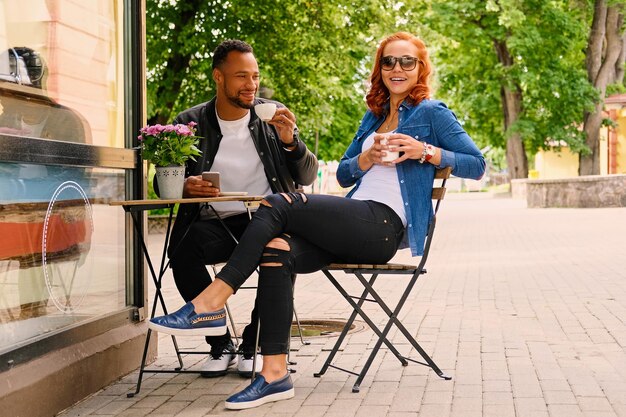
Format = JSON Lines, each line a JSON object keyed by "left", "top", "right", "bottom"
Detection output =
{"left": 424, "top": 143, "right": 436, "bottom": 162}
{"left": 283, "top": 133, "right": 300, "bottom": 150}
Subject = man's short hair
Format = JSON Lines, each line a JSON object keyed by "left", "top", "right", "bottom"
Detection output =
{"left": 212, "top": 40, "right": 253, "bottom": 70}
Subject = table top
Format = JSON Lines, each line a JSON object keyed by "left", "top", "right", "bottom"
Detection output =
{"left": 109, "top": 195, "right": 264, "bottom": 207}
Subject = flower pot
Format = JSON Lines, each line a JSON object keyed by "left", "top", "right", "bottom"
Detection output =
{"left": 155, "top": 165, "right": 185, "bottom": 199}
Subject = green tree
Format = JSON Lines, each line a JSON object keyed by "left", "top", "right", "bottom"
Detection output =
{"left": 146, "top": 0, "right": 394, "bottom": 161}
{"left": 579, "top": 0, "right": 625, "bottom": 175}
{"left": 403, "top": 0, "right": 597, "bottom": 179}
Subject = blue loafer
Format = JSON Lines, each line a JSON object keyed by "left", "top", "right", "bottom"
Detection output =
{"left": 225, "top": 373, "right": 294, "bottom": 410}
{"left": 148, "top": 302, "right": 227, "bottom": 336}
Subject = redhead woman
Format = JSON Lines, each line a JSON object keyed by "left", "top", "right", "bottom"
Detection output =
{"left": 149, "top": 32, "right": 485, "bottom": 409}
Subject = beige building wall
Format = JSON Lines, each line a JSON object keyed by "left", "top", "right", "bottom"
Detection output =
{"left": 616, "top": 109, "right": 626, "bottom": 173}
{"left": 0, "top": 0, "right": 124, "bottom": 148}
{"left": 534, "top": 147, "right": 579, "bottom": 179}
{"left": 534, "top": 96, "right": 626, "bottom": 179}
{"left": 603, "top": 104, "right": 626, "bottom": 174}
{"left": 600, "top": 126, "right": 609, "bottom": 175}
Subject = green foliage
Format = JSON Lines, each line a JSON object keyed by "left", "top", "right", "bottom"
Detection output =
{"left": 606, "top": 82, "right": 626, "bottom": 97}
{"left": 146, "top": 0, "right": 395, "bottom": 161}
{"left": 402, "top": 0, "right": 599, "bottom": 159}
{"left": 602, "top": 117, "right": 619, "bottom": 128}
{"left": 146, "top": 0, "right": 609, "bottom": 170}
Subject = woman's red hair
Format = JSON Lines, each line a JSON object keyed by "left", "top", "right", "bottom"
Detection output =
{"left": 366, "top": 32, "right": 432, "bottom": 118}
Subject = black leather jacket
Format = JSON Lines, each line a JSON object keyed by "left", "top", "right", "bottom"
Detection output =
{"left": 162, "top": 97, "right": 318, "bottom": 247}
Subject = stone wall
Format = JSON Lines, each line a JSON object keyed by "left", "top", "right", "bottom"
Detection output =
{"left": 512, "top": 175, "right": 626, "bottom": 208}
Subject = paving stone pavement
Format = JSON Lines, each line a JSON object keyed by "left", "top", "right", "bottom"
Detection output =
{"left": 58, "top": 193, "right": 626, "bottom": 417}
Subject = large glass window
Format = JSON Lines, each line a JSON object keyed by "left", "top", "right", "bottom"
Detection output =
{"left": 0, "top": 0, "right": 125, "bottom": 148}
{"left": 0, "top": 0, "right": 130, "bottom": 354}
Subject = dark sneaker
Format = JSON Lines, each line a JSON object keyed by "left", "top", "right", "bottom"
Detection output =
{"left": 148, "top": 302, "right": 227, "bottom": 336}
{"left": 225, "top": 373, "right": 294, "bottom": 410}
{"left": 200, "top": 342, "right": 237, "bottom": 378}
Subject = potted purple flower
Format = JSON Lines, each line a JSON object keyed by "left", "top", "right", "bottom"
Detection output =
{"left": 138, "top": 122, "right": 201, "bottom": 199}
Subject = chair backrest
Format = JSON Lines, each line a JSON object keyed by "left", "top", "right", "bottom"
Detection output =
{"left": 417, "top": 166, "right": 452, "bottom": 267}
{"left": 432, "top": 166, "right": 452, "bottom": 213}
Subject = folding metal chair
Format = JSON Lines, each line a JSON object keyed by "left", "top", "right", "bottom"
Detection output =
{"left": 314, "top": 167, "right": 453, "bottom": 392}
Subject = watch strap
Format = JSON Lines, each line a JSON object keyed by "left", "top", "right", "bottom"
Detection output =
{"left": 283, "top": 133, "right": 300, "bottom": 150}
{"left": 424, "top": 143, "right": 435, "bottom": 162}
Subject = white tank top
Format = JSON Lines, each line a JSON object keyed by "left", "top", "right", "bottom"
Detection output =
{"left": 350, "top": 132, "right": 407, "bottom": 226}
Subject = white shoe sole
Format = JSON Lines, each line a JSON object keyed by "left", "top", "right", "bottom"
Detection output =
{"left": 148, "top": 321, "right": 227, "bottom": 336}
{"left": 237, "top": 357, "right": 263, "bottom": 376}
{"left": 224, "top": 388, "right": 295, "bottom": 410}
{"left": 201, "top": 356, "right": 237, "bottom": 377}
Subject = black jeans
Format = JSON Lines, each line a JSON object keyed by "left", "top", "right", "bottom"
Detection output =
{"left": 217, "top": 193, "right": 404, "bottom": 355}
{"left": 169, "top": 212, "right": 258, "bottom": 351}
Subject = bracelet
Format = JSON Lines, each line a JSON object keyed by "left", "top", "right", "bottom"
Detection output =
{"left": 418, "top": 141, "right": 428, "bottom": 164}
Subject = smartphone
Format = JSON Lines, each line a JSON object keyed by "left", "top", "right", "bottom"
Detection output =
{"left": 201, "top": 171, "right": 220, "bottom": 188}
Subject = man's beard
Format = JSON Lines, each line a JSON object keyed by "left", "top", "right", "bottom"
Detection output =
{"left": 225, "top": 88, "right": 254, "bottom": 109}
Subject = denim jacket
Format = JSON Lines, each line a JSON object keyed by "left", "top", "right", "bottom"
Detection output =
{"left": 337, "top": 99, "right": 485, "bottom": 256}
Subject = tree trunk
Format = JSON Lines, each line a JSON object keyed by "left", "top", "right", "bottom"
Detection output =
{"left": 580, "top": 101, "right": 605, "bottom": 174}
{"left": 493, "top": 39, "right": 528, "bottom": 179}
{"left": 580, "top": 0, "right": 625, "bottom": 175}
{"left": 502, "top": 87, "right": 527, "bottom": 179}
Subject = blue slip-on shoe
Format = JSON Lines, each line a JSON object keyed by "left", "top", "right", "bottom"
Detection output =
{"left": 225, "top": 373, "right": 294, "bottom": 410}
{"left": 148, "top": 302, "right": 227, "bottom": 336}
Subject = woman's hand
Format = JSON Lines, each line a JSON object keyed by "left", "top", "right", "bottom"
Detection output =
{"left": 386, "top": 133, "right": 441, "bottom": 165}
{"left": 358, "top": 134, "right": 395, "bottom": 170}
{"left": 182, "top": 175, "right": 220, "bottom": 198}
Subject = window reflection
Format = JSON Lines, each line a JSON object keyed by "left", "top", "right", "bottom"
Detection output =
{"left": 0, "top": 0, "right": 128, "bottom": 353}
{"left": 0, "top": 47, "right": 92, "bottom": 143}
{"left": 0, "top": 165, "right": 127, "bottom": 351}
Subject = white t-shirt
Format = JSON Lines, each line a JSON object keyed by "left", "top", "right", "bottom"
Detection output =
{"left": 21, "top": 116, "right": 48, "bottom": 138}
{"left": 204, "top": 111, "right": 272, "bottom": 218}
{"left": 350, "top": 132, "right": 407, "bottom": 226}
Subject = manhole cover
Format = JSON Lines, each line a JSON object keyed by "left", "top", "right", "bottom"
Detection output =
{"left": 290, "top": 319, "right": 364, "bottom": 338}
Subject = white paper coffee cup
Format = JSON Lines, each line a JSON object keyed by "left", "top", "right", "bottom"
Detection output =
{"left": 254, "top": 103, "right": 277, "bottom": 121}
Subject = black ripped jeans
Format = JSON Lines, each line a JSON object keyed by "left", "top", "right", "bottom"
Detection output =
{"left": 216, "top": 193, "right": 404, "bottom": 355}
{"left": 169, "top": 213, "right": 259, "bottom": 352}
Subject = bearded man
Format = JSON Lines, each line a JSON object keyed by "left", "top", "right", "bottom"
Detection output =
{"left": 154, "top": 39, "right": 317, "bottom": 378}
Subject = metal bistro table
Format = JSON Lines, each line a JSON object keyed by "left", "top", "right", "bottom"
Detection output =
{"left": 110, "top": 195, "right": 263, "bottom": 397}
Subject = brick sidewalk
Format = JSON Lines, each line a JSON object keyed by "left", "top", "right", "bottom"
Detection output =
{"left": 58, "top": 193, "right": 626, "bottom": 417}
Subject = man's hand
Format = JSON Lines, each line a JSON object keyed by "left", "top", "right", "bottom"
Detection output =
{"left": 267, "top": 107, "right": 297, "bottom": 147}
{"left": 183, "top": 175, "right": 220, "bottom": 198}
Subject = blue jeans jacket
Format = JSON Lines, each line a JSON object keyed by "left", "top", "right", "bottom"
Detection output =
{"left": 337, "top": 99, "right": 486, "bottom": 256}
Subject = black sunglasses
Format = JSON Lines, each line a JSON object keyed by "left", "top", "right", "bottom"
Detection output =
{"left": 380, "top": 55, "right": 419, "bottom": 71}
